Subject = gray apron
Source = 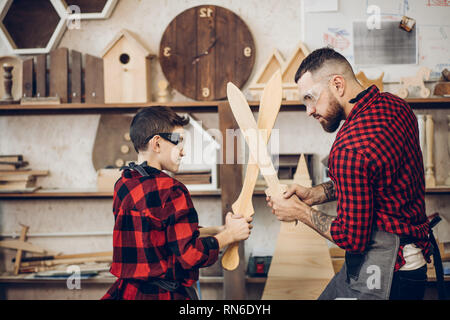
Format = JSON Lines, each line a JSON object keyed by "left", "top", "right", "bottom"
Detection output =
{"left": 319, "top": 229, "right": 400, "bottom": 300}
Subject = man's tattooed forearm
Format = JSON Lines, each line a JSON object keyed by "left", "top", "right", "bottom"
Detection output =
{"left": 310, "top": 208, "right": 335, "bottom": 234}
{"left": 321, "top": 180, "right": 337, "bottom": 202}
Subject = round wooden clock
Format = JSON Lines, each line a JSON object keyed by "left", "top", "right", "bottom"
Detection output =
{"left": 159, "top": 5, "right": 256, "bottom": 101}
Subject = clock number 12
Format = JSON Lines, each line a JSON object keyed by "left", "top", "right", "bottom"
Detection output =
{"left": 199, "top": 8, "right": 213, "bottom": 18}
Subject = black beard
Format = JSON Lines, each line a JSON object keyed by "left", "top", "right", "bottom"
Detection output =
{"left": 321, "top": 95, "right": 345, "bottom": 133}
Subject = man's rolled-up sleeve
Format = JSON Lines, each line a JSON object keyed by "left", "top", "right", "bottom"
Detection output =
{"left": 329, "top": 148, "right": 375, "bottom": 253}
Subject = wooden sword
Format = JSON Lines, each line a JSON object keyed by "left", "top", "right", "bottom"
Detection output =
{"left": 221, "top": 70, "right": 282, "bottom": 271}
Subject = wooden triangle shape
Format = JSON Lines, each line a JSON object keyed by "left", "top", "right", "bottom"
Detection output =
{"left": 101, "top": 29, "right": 154, "bottom": 58}
{"left": 281, "top": 42, "right": 310, "bottom": 88}
{"left": 293, "top": 154, "right": 312, "bottom": 186}
{"left": 249, "top": 49, "right": 285, "bottom": 90}
{"left": 262, "top": 152, "right": 334, "bottom": 300}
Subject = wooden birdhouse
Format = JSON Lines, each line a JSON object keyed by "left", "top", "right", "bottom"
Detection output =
{"left": 102, "top": 29, "right": 155, "bottom": 103}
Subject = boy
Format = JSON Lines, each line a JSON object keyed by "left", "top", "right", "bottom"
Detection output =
{"left": 102, "top": 107, "right": 252, "bottom": 300}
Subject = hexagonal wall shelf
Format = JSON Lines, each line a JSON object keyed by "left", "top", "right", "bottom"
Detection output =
{"left": 0, "top": 0, "right": 67, "bottom": 55}
{"left": 55, "top": 0, "right": 117, "bottom": 20}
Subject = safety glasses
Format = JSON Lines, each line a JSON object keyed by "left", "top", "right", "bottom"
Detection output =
{"left": 300, "top": 74, "right": 339, "bottom": 109}
{"left": 144, "top": 132, "right": 183, "bottom": 146}
{"left": 300, "top": 83, "right": 326, "bottom": 109}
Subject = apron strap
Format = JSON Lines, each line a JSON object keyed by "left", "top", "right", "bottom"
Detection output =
{"left": 428, "top": 213, "right": 447, "bottom": 300}
{"left": 120, "top": 162, "right": 150, "bottom": 177}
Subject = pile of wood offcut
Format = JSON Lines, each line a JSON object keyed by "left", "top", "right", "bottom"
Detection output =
{"left": 0, "top": 154, "right": 48, "bottom": 193}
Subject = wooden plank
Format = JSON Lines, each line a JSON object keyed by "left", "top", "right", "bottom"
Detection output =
{"left": 176, "top": 8, "right": 197, "bottom": 100}
{"left": 226, "top": 82, "right": 285, "bottom": 196}
{"left": 159, "top": 16, "right": 178, "bottom": 95}
{"left": 35, "top": 54, "right": 47, "bottom": 98}
{"left": 85, "top": 54, "right": 104, "bottom": 104}
{"left": 0, "top": 188, "right": 221, "bottom": 199}
{"left": 49, "top": 48, "right": 68, "bottom": 103}
{"left": 329, "top": 247, "right": 345, "bottom": 258}
{"left": 262, "top": 165, "right": 335, "bottom": 300}
{"left": 196, "top": 5, "right": 216, "bottom": 100}
{"left": 218, "top": 101, "right": 245, "bottom": 300}
{"left": 22, "top": 58, "right": 34, "bottom": 98}
{"left": 70, "top": 50, "right": 82, "bottom": 103}
{"left": 262, "top": 222, "right": 335, "bottom": 299}
{"left": 215, "top": 6, "right": 236, "bottom": 100}
{"left": 20, "top": 256, "right": 112, "bottom": 268}
{"left": 0, "top": 170, "right": 48, "bottom": 176}
{"left": 13, "top": 225, "right": 29, "bottom": 275}
{"left": 234, "top": 12, "right": 255, "bottom": 90}
{"left": 0, "top": 240, "right": 49, "bottom": 254}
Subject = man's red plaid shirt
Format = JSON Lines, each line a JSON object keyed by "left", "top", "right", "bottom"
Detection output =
{"left": 328, "top": 85, "right": 431, "bottom": 271}
{"left": 102, "top": 165, "right": 219, "bottom": 300}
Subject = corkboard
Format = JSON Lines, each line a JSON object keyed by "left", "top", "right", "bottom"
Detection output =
{"left": 92, "top": 114, "right": 137, "bottom": 171}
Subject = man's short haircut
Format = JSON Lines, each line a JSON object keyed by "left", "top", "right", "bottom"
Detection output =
{"left": 130, "top": 107, "right": 189, "bottom": 153}
{"left": 294, "top": 47, "right": 355, "bottom": 83}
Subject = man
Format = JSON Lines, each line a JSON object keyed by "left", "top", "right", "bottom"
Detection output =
{"left": 266, "top": 47, "right": 431, "bottom": 300}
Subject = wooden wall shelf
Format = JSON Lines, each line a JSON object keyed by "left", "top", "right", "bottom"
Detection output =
{"left": 254, "top": 187, "right": 450, "bottom": 196}
{"left": 0, "top": 188, "right": 221, "bottom": 199}
{"left": 0, "top": 187, "right": 448, "bottom": 200}
{"left": 0, "top": 97, "right": 449, "bottom": 115}
{"left": 0, "top": 273, "right": 446, "bottom": 285}
{"left": 0, "top": 274, "right": 266, "bottom": 285}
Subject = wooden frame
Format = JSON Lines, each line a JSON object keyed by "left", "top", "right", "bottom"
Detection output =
{"left": 281, "top": 42, "right": 310, "bottom": 100}
{"left": 54, "top": 0, "right": 118, "bottom": 20}
{"left": 249, "top": 43, "right": 310, "bottom": 101}
{"left": 249, "top": 49, "right": 285, "bottom": 90}
{"left": 0, "top": 0, "right": 67, "bottom": 55}
{"left": 281, "top": 42, "right": 310, "bottom": 88}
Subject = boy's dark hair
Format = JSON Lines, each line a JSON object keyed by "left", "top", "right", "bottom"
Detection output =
{"left": 294, "top": 47, "right": 355, "bottom": 83}
{"left": 130, "top": 107, "right": 189, "bottom": 153}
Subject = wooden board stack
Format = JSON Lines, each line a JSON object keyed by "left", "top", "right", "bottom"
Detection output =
{"left": 173, "top": 170, "right": 212, "bottom": 185}
{"left": 0, "top": 155, "right": 48, "bottom": 192}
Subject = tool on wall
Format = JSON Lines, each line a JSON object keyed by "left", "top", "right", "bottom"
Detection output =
{"left": 221, "top": 70, "right": 282, "bottom": 271}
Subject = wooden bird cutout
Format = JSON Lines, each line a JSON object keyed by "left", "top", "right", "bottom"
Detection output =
{"left": 356, "top": 71, "right": 384, "bottom": 92}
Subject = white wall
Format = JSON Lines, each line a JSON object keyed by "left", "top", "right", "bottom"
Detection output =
{"left": 0, "top": 0, "right": 449, "bottom": 299}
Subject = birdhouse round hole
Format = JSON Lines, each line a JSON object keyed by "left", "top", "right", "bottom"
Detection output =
{"left": 119, "top": 53, "right": 130, "bottom": 65}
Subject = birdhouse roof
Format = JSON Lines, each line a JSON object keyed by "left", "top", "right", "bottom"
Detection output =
{"left": 101, "top": 29, "right": 154, "bottom": 58}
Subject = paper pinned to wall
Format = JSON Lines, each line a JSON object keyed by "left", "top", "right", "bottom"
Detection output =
{"left": 353, "top": 20, "right": 417, "bottom": 65}
{"left": 303, "top": 0, "right": 338, "bottom": 13}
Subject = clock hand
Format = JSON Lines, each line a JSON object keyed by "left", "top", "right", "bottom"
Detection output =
{"left": 192, "top": 38, "right": 219, "bottom": 65}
